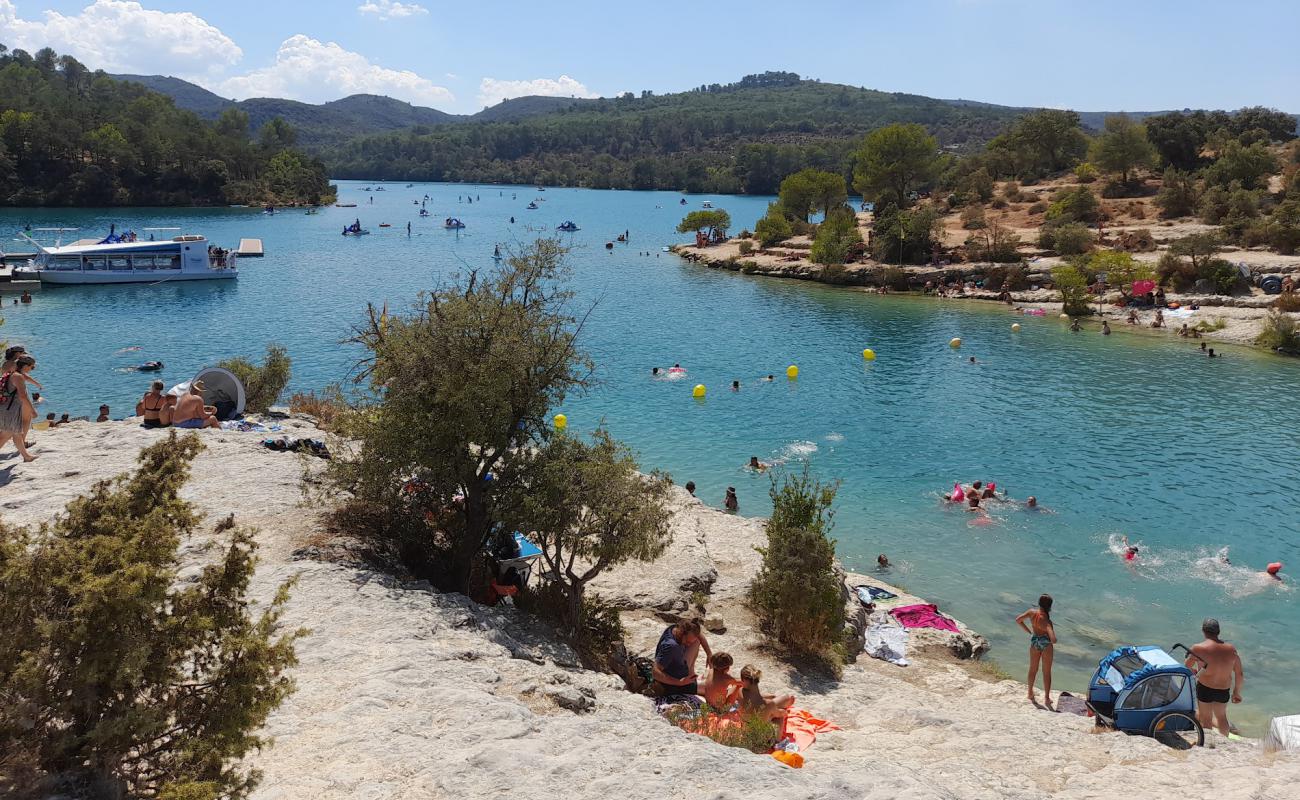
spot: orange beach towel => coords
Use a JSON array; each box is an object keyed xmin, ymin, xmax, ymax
[{"xmin": 781, "ymin": 709, "xmax": 840, "ymax": 752}]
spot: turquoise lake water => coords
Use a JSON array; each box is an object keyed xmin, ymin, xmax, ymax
[{"xmin": 4, "ymin": 181, "xmax": 1298, "ymax": 731}]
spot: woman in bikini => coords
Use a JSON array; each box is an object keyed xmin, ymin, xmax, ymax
[
  {"xmin": 0, "ymin": 355, "xmax": 39, "ymax": 462},
  {"xmin": 136, "ymin": 379, "xmax": 174, "ymax": 428},
  {"xmin": 1016, "ymin": 594, "xmax": 1057, "ymax": 709}
]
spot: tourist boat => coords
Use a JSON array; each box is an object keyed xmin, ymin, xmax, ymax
[
  {"xmin": 526, "ymin": 202, "xmax": 539, "ymax": 210},
  {"xmin": 701, "ymin": 201, "xmax": 714, "ymax": 209},
  {"xmin": 536, "ymin": 186, "xmax": 546, "ymax": 191},
  {"xmin": 556, "ymin": 221, "xmax": 580, "ymax": 232},
  {"xmin": 445, "ymin": 218, "xmax": 466, "ymax": 229},
  {"xmin": 16, "ymin": 232, "xmax": 237, "ymax": 285},
  {"xmin": 336, "ymin": 203, "xmax": 358, "ymax": 208}
]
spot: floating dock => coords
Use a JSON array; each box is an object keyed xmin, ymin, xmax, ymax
[{"xmin": 236, "ymin": 238, "xmax": 265, "ymax": 257}]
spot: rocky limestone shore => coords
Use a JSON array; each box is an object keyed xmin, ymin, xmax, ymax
[{"xmin": 4, "ymin": 421, "xmax": 1298, "ymax": 800}]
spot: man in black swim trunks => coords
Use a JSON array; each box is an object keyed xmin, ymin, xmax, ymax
[
  {"xmin": 652, "ymin": 619, "xmax": 710, "ymax": 696},
  {"xmin": 1186, "ymin": 618, "xmax": 1243, "ymax": 737}
]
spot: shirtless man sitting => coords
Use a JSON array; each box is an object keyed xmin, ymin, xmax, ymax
[
  {"xmin": 1186, "ymin": 618, "xmax": 1243, "ymax": 737},
  {"xmin": 172, "ymin": 381, "xmax": 219, "ymax": 429}
]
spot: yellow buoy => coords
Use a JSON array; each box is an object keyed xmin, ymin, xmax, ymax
[
  {"xmin": 786, "ymin": 364, "xmax": 799, "ymax": 379},
  {"xmin": 862, "ymin": 348, "xmax": 876, "ymax": 361},
  {"xmin": 949, "ymin": 337, "xmax": 962, "ymax": 348},
  {"xmin": 553, "ymin": 413, "xmax": 567, "ymax": 430},
  {"xmin": 692, "ymin": 384, "xmax": 707, "ymax": 398},
  {"xmin": 1011, "ymin": 323, "xmax": 1021, "ymax": 332}
]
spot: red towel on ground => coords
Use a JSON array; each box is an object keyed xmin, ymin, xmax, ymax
[
  {"xmin": 781, "ymin": 709, "xmax": 840, "ymax": 752},
  {"xmin": 889, "ymin": 603, "xmax": 959, "ymax": 633}
]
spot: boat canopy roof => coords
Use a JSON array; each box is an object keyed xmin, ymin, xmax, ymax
[{"xmin": 42, "ymin": 236, "xmax": 206, "ymax": 256}]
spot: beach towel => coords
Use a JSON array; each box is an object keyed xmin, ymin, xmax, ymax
[
  {"xmin": 863, "ymin": 622, "xmax": 909, "ymax": 666},
  {"xmin": 890, "ymin": 603, "xmax": 959, "ymax": 633},
  {"xmin": 1164, "ymin": 307, "xmax": 1196, "ymax": 319},
  {"xmin": 856, "ymin": 585, "xmax": 898, "ymax": 602},
  {"xmin": 781, "ymin": 709, "xmax": 840, "ymax": 752}
]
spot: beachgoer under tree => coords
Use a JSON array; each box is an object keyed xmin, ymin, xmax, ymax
[
  {"xmin": 1185, "ymin": 618, "xmax": 1243, "ymax": 737},
  {"xmin": 1016, "ymin": 594, "xmax": 1057, "ymax": 709}
]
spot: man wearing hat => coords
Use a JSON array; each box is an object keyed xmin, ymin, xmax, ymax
[{"xmin": 172, "ymin": 380, "xmax": 219, "ymax": 429}]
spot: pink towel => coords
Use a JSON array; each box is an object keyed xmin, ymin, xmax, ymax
[{"xmin": 890, "ymin": 603, "xmax": 959, "ymax": 633}]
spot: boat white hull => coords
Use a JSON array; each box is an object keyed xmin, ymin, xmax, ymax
[{"xmin": 32, "ymin": 270, "xmax": 236, "ymax": 285}]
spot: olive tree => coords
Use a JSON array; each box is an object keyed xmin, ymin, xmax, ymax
[
  {"xmin": 1090, "ymin": 114, "xmax": 1156, "ymax": 185},
  {"xmin": 677, "ymin": 209, "xmax": 732, "ymax": 240},
  {"xmin": 778, "ymin": 168, "xmax": 847, "ymax": 221},
  {"xmin": 515, "ymin": 428, "xmax": 672, "ymax": 635},
  {"xmin": 330, "ymin": 239, "xmax": 594, "ymax": 595}
]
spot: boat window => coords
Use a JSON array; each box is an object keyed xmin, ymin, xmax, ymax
[
  {"xmin": 133, "ymin": 255, "xmax": 157, "ymax": 269},
  {"xmin": 49, "ymin": 256, "xmax": 82, "ymax": 270},
  {"xmin": 83, "ymin": 256, "xmax": 107, "ymax": 271},
  {"xmin": 108, "ymin": 256, "xmax": 131, "ymax": 270},
  {"xmin": 162, "ymin": 254, "xmax": 180, "ymax": 269}
]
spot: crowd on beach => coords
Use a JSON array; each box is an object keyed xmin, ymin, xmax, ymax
[{"xmin": 1, "ymin": 342, "xmax": 226, "ymax": 463}]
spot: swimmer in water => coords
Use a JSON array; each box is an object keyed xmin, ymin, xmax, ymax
[
  {"xmin": 747, "ymin": 456, "xmax": 769, "ymax": 472},
  {"xmin": 877, "ymin": 554, "xmax": 890, "ymax": 570},
  {"xmin": 1026, "ymin": 496, "xmax": 1038, "ymax": 509},
  {"xmin": 981, "ymin": 483, "xmax": 997, "ymax": 500},
  {"xmin": 652, "ymin": 367, "xmax": 661, "ymax": 376},
  {"xmin": 969, "ymin": 356, "xmax": 977, "ymax": 364},
  {"xmin": 1102, "ymin": 321, "xmax": 1111, "ymax": 335},
  {"xmin": 1122, "ymin": 535, "xmax": 1139, "ymax": 562},
  {"xmin": 731, "ymin": 380, "xmax": 740, "ymax": 391},
  {"xmin": 763, "ymin": 374, "xmax": 774, "ymax": 382},
  {"xmin": 967, "ymin": 495, "xmax": 983, "ymax": 512},
  {"xmin": 1266, "ymin": 562, "xmax": 1283, "ymax": 581},
  {"xmin": 724, "ymin": 487, "xmax": 738, "ymax": 512},
  {"xmin": 1070, "ymin": 319, "xmax": 1081, "ymax": 332}
]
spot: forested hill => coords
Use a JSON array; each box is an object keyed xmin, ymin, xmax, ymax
[
  {"xmin": 114, "ymin": 74, "xmax": 460, "ymax": 147},
  {"xmin": 0, "ymin": 46, "xmax": 333, "ymax": 206},
  {"xmin": 323, "ymin": 74, "xmax": 1027, "ymax": 193}
]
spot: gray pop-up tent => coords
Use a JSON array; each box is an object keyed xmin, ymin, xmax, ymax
[{"xmin": 169, "ymin": 366, "xmax": 246, "ymax": 420}]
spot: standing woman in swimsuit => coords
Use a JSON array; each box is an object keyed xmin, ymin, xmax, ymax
[{"xmin": 1016, "ymin": 594, "xmax": 1057, "ymax": 709}]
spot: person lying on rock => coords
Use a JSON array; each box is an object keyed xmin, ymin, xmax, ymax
[{"xmin": 653, "ymin": 618, "xmax": 712, "ymax": 697}]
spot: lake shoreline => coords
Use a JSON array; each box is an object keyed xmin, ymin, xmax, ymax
[
  {"xmin": 4, "ymin": 420, "xmax": 1296, "ymax": 798},
  {"xmin": 670, "ymin": 241, "xmax": 1297, "ymax": 351}
]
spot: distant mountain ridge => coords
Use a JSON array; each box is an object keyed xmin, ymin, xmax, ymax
[{"xmin": 112, "ymin": 74, "xmax": 595, "ymax": 145}]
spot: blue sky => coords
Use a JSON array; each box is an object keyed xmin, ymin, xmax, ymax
[{"xmin": 2, "ymin": 0, "xmax": 1297, "ymax": 114}]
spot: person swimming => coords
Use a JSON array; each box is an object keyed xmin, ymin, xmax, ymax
[
  {"xmin": 762, "ymin": 374, "xmax": 774, "ymax": 382},
  {"xmin": 1102, "ymin": 321, "xmax": 1111, "ymax": 335},
  {"xmin": 1026, "ymin": 496, "xmax": 1038, "ymax": 509},
  {"xmin": 652, "ymin": 367, "xmax": 661, "ymax": 376},
  {"xmin": 1122, "ymin": 535, "xmax": 1139, "ymax": 562},
  {"xmin": 747, "ymin": 456, "xmax": 768, "ymax": 472},
  {"xmin": 731, "ymin": 380, "xmax": 740, "ymax": 391},
  {"xmin": 877, "ymin": 554, "xmax": 890, "ymax": 569},
  {"xmin": 1267, "ymin": 562, "xmax": 1284, "ymax": 580},
  {"xmin": 967, "ymin": 494, "xmax": 982, "ymax": 512}
]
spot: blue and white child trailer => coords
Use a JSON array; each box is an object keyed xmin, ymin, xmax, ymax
[{"xmin": 1087, "ymin": 644, "xmax": 1203, "ymax": 747}]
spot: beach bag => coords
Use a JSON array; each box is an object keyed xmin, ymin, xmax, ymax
[{"xmin": 0, "ymin": 372, "xmax": 15, "ymax": 409}]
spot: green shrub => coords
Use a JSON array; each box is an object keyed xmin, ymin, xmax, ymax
[
  {"xmin": 1039, "ymin": 221, "xmax": 1093, "ymax": 255},
  {"xmin": 218, "ymin": 343, "xmax": 291, "ymax": 413},
  {"xmin": 1256, "ymin": 309, "xmax": 1300, "ymax": 352},
  {"xmin": 986, "ymin": 263, "xmax": 1029, "ymax": 291},
  {"xmin": 1074, "ymin": 162, "xmax": 1099, "ymax": 183},
  {"xmin": 755, "ymin": 202, "xmax": 794, "ymax": 247},
  {"xmin": 810, "ymin": 206, "xmax": 863, "ymax": 265},
  {"xmin": 1002, "ymin": 180, "xmax": 1024, "ymax": 202},
  {"xmin": 1053, "ymin": 263, "xmax": 1092, "ymax": 315},
  {"xmin": 1274, "ymin": 292, "xmax": 1300, "ymax": 312},
  {"xmin": 749, "ymin": 466, "xmax": 846, "ymax": 673},
  {"xmin": 0, "ymin": 434, "xmax": 302, "ymax": 800},
  {"xmin": 1265, "ymin": 200, "xmax": 1300, "ymax": 254},
  {"xmin": 1156, "ymin": 251, "xmax": 1197, "ymax": 291},
  {"xmin": 664, "ymin": 705, "xmax": 777, "ymax": 754},
  {"xmin": 966, "ymin": 220, "xmax": 1022, "ymax": 262},
  {"xmin": 1045, "ymin": 185, "xmax": 1100, "ymax": 224},
  {"xmin": 960, "ymin": 205, "xmax": 987, "ymax": 229},
  {"xmin": 1155, "ymin": 168, "xmax": 1198, "ymax": 218},
  {"xmin": 737, "ymin": 240, "xmax": 754, "ymax": 255},
  {"xmin": 1202, "ymin": 258, "xmax": 1246, "ymax": 294},
  {"xmin": 1028, "ymin": 201, "xmax": 1048, "ymax": 214}
]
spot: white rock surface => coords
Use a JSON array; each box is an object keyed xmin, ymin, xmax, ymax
[{"xmin": 4, "ymin": 421, "xmax": 1299, "ymax": 799}]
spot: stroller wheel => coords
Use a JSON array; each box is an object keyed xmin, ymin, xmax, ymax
[{"xmin": 1151, "ymin": 710, "xmax": 1204, "ymax": 749}]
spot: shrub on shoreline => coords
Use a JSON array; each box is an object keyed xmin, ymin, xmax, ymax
[
  {"xmin": 0, "ymin": 434, "xmax": 302, "ymax": 800},
  {"xmin": 219, "ymin": 344, "xmax": 291, "ymax": 413},
  {"xmin": 1256, "ymin": 309, "xmax": 1300, "ymax": 352},
  {"xmin": 750, "ymin": 466, "xmax": 846, "ymax": 674}
]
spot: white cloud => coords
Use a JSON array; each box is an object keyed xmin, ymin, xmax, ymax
[
  {"xmin": 358, "ymin": 1, "xmax": 428, "ymax": 20},
  {"xmin": 478, "ymin": 75, "xmax": 597, "ymax": 109},
  {"xmin": 0, "ymin": 0, "xmax": 241, "ymax": 75},
  {"xmin": 219, "ymin": 35, "xmax": 453, "ymax": 107}
]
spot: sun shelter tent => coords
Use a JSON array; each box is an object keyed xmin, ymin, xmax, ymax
[
  {"xmin": 168, "ymin": 367, "xmax": 246, "ymax": 421},
  {"xmin": 498, "ymin": 532, "xmax": 543, "ymax": 585},
  {"xmin": 1265, "ymin": 715, "xmax": 1300, "ymax": 752}
]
